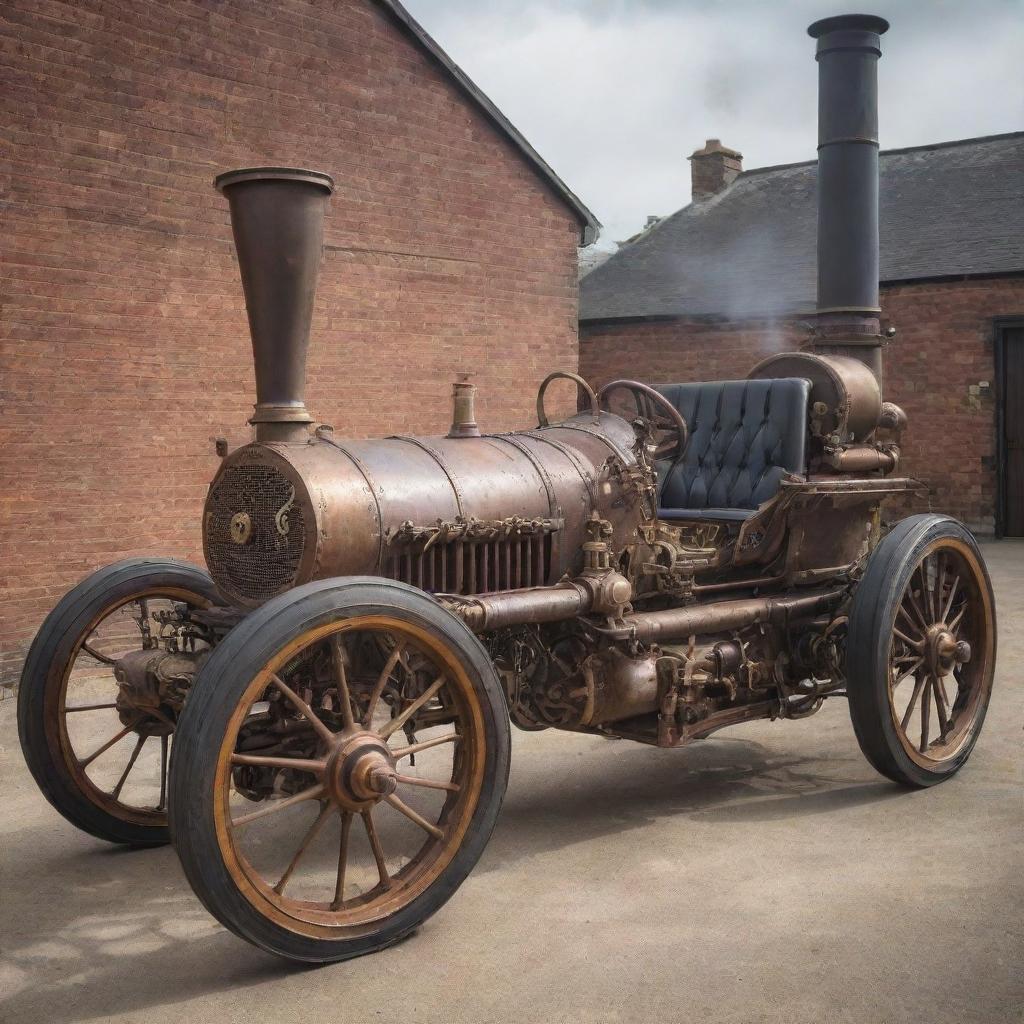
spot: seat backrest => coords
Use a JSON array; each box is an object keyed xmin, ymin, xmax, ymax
[{"xmin": 656, "ymin": 377, "xmax": 810, "ymax": 511}]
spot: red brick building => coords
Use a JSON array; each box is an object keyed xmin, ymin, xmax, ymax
[
  {"xmin": 580, "ymin": 134, "xmax": 1024, "ymax": 538},
  {"xmin": 0, "ymin": 0, "xmax": 598, "ymax": 690}
]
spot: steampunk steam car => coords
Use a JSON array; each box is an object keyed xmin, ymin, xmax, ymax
[{"xmin": 19, "ymin": 14, "xmax": 996, "ymax": 963}]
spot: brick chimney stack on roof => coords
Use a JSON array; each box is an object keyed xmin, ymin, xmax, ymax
[{"xmin": 688, "ymin": 139, "xmax": 743, "ymax": 200}]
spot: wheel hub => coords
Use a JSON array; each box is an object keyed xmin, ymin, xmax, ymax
[
  {"xmin": 925, "ymin": 625, "xmax": 971, "ymax": 676},
  {"xmin": 325, "ymin": 732, "xmax": 398, "ymax": 810}
]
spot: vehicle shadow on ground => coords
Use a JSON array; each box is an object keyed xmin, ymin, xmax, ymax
[
  {"xmin": 0, "ymin": 735, "xmax": 903, "ymax": 1024},
  {"xmin": 479, "ymin": 733, "xmax": 900, "ymax": 872}
]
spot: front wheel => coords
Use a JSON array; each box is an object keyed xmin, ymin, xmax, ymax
[
  {"xmin": 169, "ymin": 577, "xmax": 511, "ymax": 963},
  {"xmin": 846, "ymin": 515, "xmax": 996, "ymax": 787}
]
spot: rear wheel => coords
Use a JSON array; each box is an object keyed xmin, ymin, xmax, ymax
[
  {"xmin": 17, "ymin": 558, "xmax": 220, "ymax": 845},
  {"xmin": 169, "ymin": 577, "xmax": 510, "ymax": 963},
  {"xmin": 847, "ymin": 515, "xmax": 996, "ymax": 787}
]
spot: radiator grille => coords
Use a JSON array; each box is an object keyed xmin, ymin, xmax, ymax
[
  {"xmin": 205, "ymin": 462, "xmax": 306, "ymax": 605},
  {"xmin": 385, "ymin": 534, "xmax": 552, "ymax": 595}
]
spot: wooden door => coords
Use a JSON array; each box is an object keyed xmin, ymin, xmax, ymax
[{"xmin": 1004, "ymin": 327, "xmax": 1024, "ymax": 536}]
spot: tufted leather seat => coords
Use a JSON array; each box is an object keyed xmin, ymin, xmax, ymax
[{"xmin": 655, "ymin": 377, "xmax": 810, "ymax": 522}]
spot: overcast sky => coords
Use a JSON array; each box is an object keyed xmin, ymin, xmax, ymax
[{"xmin": 402, "ymin": 0, "xmax": 1024, "ymax": 247}]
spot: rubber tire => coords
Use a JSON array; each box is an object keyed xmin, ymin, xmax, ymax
[
  {"xmin": 17, "ymin": 558, "xmax": 222, "ymax": 846},
  {"xmin": 169, "ymin": 576, "xmax": 511, "ymax": 964},
  {"xmin": 846, "ymin": 514, "xmax": 996, "ymax": 788}
]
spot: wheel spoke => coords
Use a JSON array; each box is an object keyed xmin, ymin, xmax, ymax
[
  {"xmin": 392, "ymin": 732, "xmax": 461, "ymax": 760},
  {"xmin": 893, "ymin": 652, "xmax": 921, "ymax": 667},
  {"xmin": 896, "ymin": 603, "xmax": 923, "ymax": 634},
  {"xmin": 919, "ymin": 560, "xmax": 936, "ymax": 623},
  {"xmin": 893, "ymin": 628, "xmax": 923, "ymax": 650},
  {"xmin": 330, "ymin": 636, "xmax": 356, "ymax": 730},
  {"xmin": 905, "ymin": 582, "xmax": 929, "ymax": 631},
  {"xmin": 931, "ymin": 553, "xmax": 946, "ymax": 624},
  {"xmin": 379, "ymin": 674, "xmax": 447, "ymax": 739},
  {"xmin": 920, "ymin": 678, "xmax": 932, "ymax": 753},
  {"xmin": 81, "ymin": 640, "xmax": 116, "ymax": 666},
  {"xmin": 953, "ymin": 664, "xmax": 966, "ymax": 689},
  {"xmin": 332, "ymin": 811, "xmax": 353, "ymax": 910},
  {"xmin": 270, "ymin": 674, "xmax": 336, "ymax": 747},
  {"xmin": 158, "ymin": 734, "xmax": 169, "ymax": 810},
  {"xmin": 110, "ymin": 734, "xmax": 147, "ymax": 800},
  {"xmin": 136, "ymin": 598, "xmax": 152, "ymax": 646},
  {"xmin": 362, "ymin": 642, "xmax": 407, "ymax": 727},
  {"xmin": 394, "ymin": 773, "xmax": 460, "ymax": 793},
  {"xmin": 932, "ymin": 675, "xmax": 952, "ymax": 737},
  {"xmin": 230, "ymin": 753, "xmax": 326, "ymax": 776},
  {"xmin": 948, "ymin": 604, "xmax": 967, "ymax": 635},
  {"xmin": 362, "ymin": 809, "xmax": 391, "ymax": 889},
  {"xmin": 232, "ymin": 783, "xmax": 326, "ymax": 828},
  {"xmin": 65, "ymin": 701, "xmax": 118, "ymax": 713},
  {"xmin": 891, "ymin": 656, "xmax": 923, "ymax": 687},
  {"xmin": 900, "ymin": 675, "xmax": 926, "ymax": 732},
  {"xmin": 385, "ymin": 793, "xmax": 445, "ymax": 840},
  {"xmin": 940, "ymin": 574, "xmax": 961, "ymax": 625},
  {"xmin": 274, "ymin": 801, "xmax": 334, "ymax": 895},
  {"xmin": 78, "ymin": 718, "xmax": 138, "ymax": 768}
]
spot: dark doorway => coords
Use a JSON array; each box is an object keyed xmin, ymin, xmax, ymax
[{"xmin": 998, "ymin": 320, "xmax": 1024, "ymax": 536}]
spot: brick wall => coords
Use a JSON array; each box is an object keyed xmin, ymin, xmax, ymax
[
  {"xmin": 580, "ymin": 276, "xmax": 1024, "ymax": 534},
  {"xmin": 0, "ymin": 0, "xmax": 584, "ymax": 689}
]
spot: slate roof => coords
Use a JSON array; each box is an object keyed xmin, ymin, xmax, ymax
[
  {"xmin": 375, "ymin": 0, "xmax": 600, "ymax": 244},
  {"xmin": 580, "ymin": 132, "xmax": 1024, "ymax": 322}
]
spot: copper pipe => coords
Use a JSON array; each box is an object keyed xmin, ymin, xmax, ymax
[
  {"xmin": 615, "ymin": 587, "xmax": 846, "ymax": 643},
  {"xmin": 449, "ymin": 579, "xmax": 845, "ymax": 641},
  {"xmin": 452, "ymin": 583, "xmax": 589, "ymax": 632}
]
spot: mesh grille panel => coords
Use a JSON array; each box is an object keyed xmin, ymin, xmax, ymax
[{"xmin": 205, "ymin": 461, "xmax": 306, "ymax": 604}]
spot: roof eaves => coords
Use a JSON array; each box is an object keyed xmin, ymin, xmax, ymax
[{"xmin": 372, "ymin": 0, "xmax": 601, "ymax": 244}]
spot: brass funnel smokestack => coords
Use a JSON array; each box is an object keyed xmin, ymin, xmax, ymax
[{"xmin": 215, "ymin": 167, "xmax": 334, "ymax": 441}]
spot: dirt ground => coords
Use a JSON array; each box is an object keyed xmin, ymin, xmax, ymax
[{"xmin": 1, "ymin": 541, "xmax": 1021, "ymax": 1024}]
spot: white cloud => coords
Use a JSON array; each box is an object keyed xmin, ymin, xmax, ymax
[{"xmin": 402, "ymin": 0, "xmax": 1024, "ymax": 244}]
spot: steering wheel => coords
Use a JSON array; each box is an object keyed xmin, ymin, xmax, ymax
[{"xmin": 597, "ymin": 380, "xmax": 689, "ymax": 462}]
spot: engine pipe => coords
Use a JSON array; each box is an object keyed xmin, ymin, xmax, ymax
[
  {"xmin": 617, "ymin": 588, "xmax": 846, "ymax": 643},
  {"xmin": 450, "ymin": 583, "xmax": 591, "ymax": 632},
  {"xmin": 450, "ymin": 579, "xmax": 846, "ymax": 642}
]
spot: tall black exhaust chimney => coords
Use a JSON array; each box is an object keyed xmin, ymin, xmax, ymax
[
  {"xmin": 807, "ymin": 14, "xmax": 889, "ymax": 381},
  {"xmin": 215, "ymin": 167, "xmax": 334, "ymax": 442}
]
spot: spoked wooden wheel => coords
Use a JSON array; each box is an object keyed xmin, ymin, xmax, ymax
[
  {"xmin": 17, "ymin": 559, "xmax": 220, "ymax": 845},
  {"xmin": 169, "ymin": 577, "xmax": 510, "ymax": 963},
  {"xmin": 847, "ymin": 515, "xmax": 996, "ymax": 787}
]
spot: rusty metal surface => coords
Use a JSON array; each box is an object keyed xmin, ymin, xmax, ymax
[
  {"xmin": 748, "ymin": 351, "xmax": 881, "ymax": 443},
  {"xmin": 203, "ymin": 408, "xmax": 647, "ymax": 606},
  {"xmin": 196, "ymin": 25, "xmax": 939, "ymax": 766}
]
